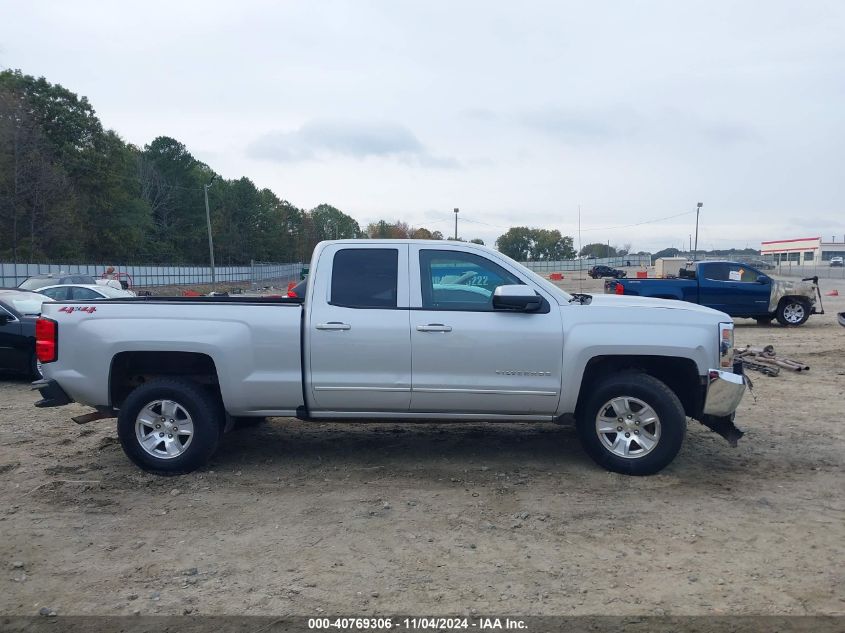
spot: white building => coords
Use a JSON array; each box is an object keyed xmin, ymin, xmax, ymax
[{"xmin": 760, "ymin": 236, "xmax": 845, "ymax": 264}]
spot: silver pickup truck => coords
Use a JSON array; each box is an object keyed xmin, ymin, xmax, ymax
[{"xmin": 33, "ymin": 240, "xmax": 747, "ymax": 476}]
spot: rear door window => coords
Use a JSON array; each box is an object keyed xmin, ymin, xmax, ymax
[
  {"xmin": 41, "ymin": 287, "xmax": 70, "ymax": 301},
  {"xmin": 71, "ymin": 287, "xmax": 104, "ymax": 300},
  {"xmin": 330, "ymin": 249, "xmax": 398, "ymax": 308}
]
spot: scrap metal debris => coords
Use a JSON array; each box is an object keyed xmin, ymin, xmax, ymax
[{"xmin": 734, "ymin": 344, "xmax": 810, "ymax": 377}]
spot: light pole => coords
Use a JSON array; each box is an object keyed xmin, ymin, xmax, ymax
[
  {"xmin": 453, "ymin": 208, "xmax": 459, "ymax": 240},
  {"xmin": 693, "ymin": 202, "xmax": 703, "ymax": 261},
  {"xmin": 204, "ymin": 175, "xmax": 217, "ymax": 284}
]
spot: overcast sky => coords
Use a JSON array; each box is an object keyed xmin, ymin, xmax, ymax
[{"xmin": 2, "ymin": 1, "xmax": 844, "ymax": 252}]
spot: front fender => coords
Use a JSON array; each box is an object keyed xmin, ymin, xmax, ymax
[{"xmin": 558, "ymin": 317, "xmax": 713, "ymax": 414}]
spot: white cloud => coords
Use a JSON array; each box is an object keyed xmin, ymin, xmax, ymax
[{"xmin": 247, "ymin": 119, "xmax": 457, "ymax": 167}]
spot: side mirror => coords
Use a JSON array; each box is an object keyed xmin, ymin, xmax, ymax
[
  {"xmin": 757, "ymin": 275, "xmax": 770, "ymax": 284},
  {"xmin": 0, "ymin": 313, "xmax": 11, "ymax": 325},
  {"xmin": 492, "ymin": 285, "xmax": 542, "ymax": 312}
]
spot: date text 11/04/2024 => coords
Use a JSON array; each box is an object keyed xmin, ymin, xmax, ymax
[{"xmin": 307, "ymin": 617, "xmax": 527, "ymax": 630}]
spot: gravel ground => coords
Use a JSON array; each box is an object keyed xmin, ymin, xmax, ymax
[{"xmin": 1, "ymin": 276, "xmax": 843, "ymax": 617}]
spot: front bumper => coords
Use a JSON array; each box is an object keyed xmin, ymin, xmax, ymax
[
  {"xmin": 698, "ymin": 367, "xmax": 747, "ymax": 446},
  {"xmin": 703, "ymin": 368, "xmax": 746, "ymax": 417}
]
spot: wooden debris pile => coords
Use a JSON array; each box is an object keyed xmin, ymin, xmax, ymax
[{"xmin": 734, "ymin": 345, "xmax": 810, "ymax": 377}]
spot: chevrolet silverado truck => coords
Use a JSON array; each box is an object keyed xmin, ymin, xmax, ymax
[
  {"xmin": 606, "ymin": 260, "xmax": 823, "ymax": 326},
  {"xmin": 32, "ymin": 240, "xmax": 747, "ymax": 476}
]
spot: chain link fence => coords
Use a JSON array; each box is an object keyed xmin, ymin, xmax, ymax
[
  {"xmin": 769, "ymin": 262, "xmax": 845, "ymax": 280},
  {"xmin": 1, "ymin": 261, "xmax": 303, "ymax": 289}
]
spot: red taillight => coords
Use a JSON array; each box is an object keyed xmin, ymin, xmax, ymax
[
  {"xmin": 615, "ymin": 282, "xmax": 624, "ymax": 295},
  {"xmin": 36, "ymin": 317, "xmax": 58, "ymax": 363}
]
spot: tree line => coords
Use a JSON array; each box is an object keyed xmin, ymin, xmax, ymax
[{"xmin": 0, "ymin": 70, "xmax": 494, "ymax": 266}]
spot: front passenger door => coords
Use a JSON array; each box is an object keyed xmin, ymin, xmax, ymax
[{"xmin": 409, "ymin": 247, "xmax": 563, "ymax": 416}]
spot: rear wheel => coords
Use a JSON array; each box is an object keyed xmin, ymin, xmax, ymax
[
  {"xmin": 576, "ymin": 372, "xmax": 686, "ymax": 475},
  {"xmin": 776, "ymin": 298, "xmax": 810, "ymax": 326},
  {"xmin": 117, "ymin": 379, "xmax": 222, "ymax": 475}
]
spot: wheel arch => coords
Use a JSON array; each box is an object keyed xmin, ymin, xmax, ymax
[
  {"xmin": 574, "ymin": 355, "xmax": 703, "ymax": 420},
  {"xmin": 109, "ymin": 351, "xmax": 221, "ymax": 409},
  {"xmin": 777, "ymin": 294, "xmax": 811, "ymax": 308}
]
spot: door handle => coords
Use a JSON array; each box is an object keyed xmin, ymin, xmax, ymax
[
  {"xmin": 316, "ymin": 322, "xmax": 352, "ymax": 330},
  {"xmin": 416, "ymin": 324, "xmax": 452, "ymax": 332}
]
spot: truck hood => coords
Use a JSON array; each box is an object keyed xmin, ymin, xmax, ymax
[{"xmin": 583, "ymin": 293, "xmax": 728, "ymax": 317}]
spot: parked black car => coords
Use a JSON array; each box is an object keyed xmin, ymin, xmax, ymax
[
  {"xmin": 588, "ymin": 265, "xmax": 627, "ymax": 279},
  {"xmin": 18, "ymin": 273, "xmax": 97, "ymax": 291},
  {"xmin": 0, "ymin": 289, "xmax": 53, "ymax": 378}
]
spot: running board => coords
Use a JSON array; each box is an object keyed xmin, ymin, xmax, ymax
[{"xmin": 72, "ymin": 408, "xmax": 117, "ymax": 425}]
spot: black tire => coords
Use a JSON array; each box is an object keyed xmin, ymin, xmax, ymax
[
  {"xmin": 755, "ymin": 316, "xmax": 773, "ymax": 325},
  {"xmin": 576, "ymin": 372, "xmax": 686, "ymax": 476},
  {"xmin": 117, "ymin": 378, "xmax": 223, "ymax": 475},
  {"xmin": 775, "ymin": 297, "xmax": 810, "ymax": 327}
]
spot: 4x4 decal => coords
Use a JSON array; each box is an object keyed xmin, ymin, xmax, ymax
[{"xmin": 58, "ymin": 306, "xmax": 97, "ymax": 314}]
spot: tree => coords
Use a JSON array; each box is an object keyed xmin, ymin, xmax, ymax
[
  {"xmin": 496, "ymin": 227, "xmax": 575, "ymax": 260},
  {"xmin": 580, "ymin": 242, "xmax": 618, "ymax": 258},
  {"xmin": 651, "ymin": 247, "xmax": 681, "ymax": 263},
  {"xmin": 309, "ymin": 204, "xmax": 361, "ymax": 241}
]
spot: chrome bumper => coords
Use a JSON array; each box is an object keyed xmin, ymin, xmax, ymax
[{"xmin": 703, "ymin": 369, "xmax": 746, "ymax": 417}]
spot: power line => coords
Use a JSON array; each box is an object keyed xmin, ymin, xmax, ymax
[{"xmin": 578, "ymin": 209, "xmax": 697, "ymax": 232}]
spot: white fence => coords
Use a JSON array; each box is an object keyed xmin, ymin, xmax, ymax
[
  {"xmin": 519, "ymin": 254, "xmax": 652, "ymax": 274},
  {"xmin": 1, "ymin": 261, "xmax": 303, "ymax": 288}
]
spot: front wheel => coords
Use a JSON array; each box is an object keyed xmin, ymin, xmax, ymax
[
  {"xmin": 776, "ymin": 298, "xmax": 810, "ymax": 326},
  {"xmin": 576, "ymin": 372, "xmax": 686, "ymax": 475},
  {"xmin": 117, "ymin": 379, "xmax": 223, "ymax": 475}
]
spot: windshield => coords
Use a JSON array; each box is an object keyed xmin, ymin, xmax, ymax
[{"xmin": 18, "ymin": 277, "xmax": 53, "ymax": 291}]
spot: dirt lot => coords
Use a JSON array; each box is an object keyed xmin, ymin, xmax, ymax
[{"xmin": 1, "ymin": 275, "xmax": 843, "ymax": 617}]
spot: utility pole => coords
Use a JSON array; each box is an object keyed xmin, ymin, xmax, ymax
[
  {"xmin": 689, "ymin": 234, "xmax": 692, "ymax": 254},
  {"xmin": 453, "ymin": 208, "xmax": 459, "ymax": 240},
  {"xmin": 204, "ymin": 175, "xmax": 217, "ymax": 284},
  {"xmin": 693, "ymin": 202, "xmax": 703, "ymax": 261}
]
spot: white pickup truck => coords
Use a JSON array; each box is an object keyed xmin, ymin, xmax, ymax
[{"xmin": 33, "ymin": 240, "xmax": 747, "ymax": 476}]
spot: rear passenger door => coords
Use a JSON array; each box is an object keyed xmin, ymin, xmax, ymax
[{"xmin": 307, "ymin": 244, "xmax": 411, "ymax": 413}]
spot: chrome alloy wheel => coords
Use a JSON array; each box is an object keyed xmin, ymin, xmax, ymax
[
  {"xmin": 782, "ymin": 302, "xmax": 806, "ymax": 324},
  {"xmin": 595, "ymin": 396, "xmax": 661, "ymax": 459},
  {"xmin": 134, "ymin": 399, "xmax": 194, "ymax": 459}
]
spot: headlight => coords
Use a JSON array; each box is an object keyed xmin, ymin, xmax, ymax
[{"xmin": 719, "ymin": 322, "xmax": 734, "ymax": 368}]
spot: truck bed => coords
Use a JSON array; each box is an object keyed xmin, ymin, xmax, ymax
[{"xmin": 40, "ymin": 299, "xmax": 305, "ymax": 416}]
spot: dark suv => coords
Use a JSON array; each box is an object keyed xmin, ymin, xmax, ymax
[{"xmin": 588, "ymin": 265, "xmax": 626, "ymax": 279}]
